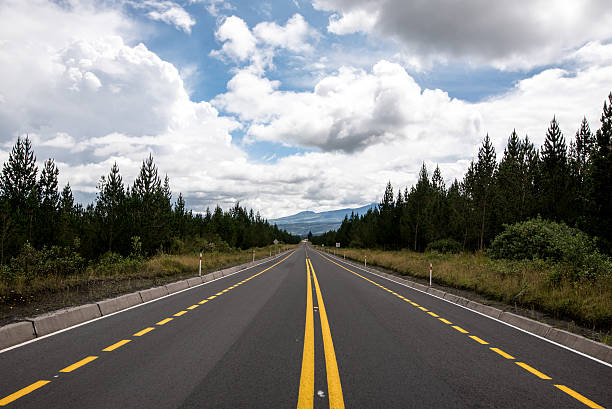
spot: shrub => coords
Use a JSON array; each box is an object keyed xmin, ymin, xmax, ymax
[
  {"xmin": 426, "ymin": 238, "xmax": 462, "ymax": 254},
  {"xmin": 489, "ymin": 217, "xmax": 612, "ymax": 280}
]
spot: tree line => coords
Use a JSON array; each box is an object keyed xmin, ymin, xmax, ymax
[
  {"xmin": 0, "ymin": 141, "xmax": 299, "ymax": 264},
  {"xmin": 312, "ymin": 92, "xmax": 612, "ymax": 254}
]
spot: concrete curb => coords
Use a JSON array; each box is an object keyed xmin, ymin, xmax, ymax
[
  {"xmin": 139, "ymin": 286, "xmax": 169, "ymax": 302},
  {"xmin": 0, "ymin": 250, "xmax": 293, "ymax": 351},
  {"xmin": 98, "ymin": 293, "xmax": 143, "ymax": 316},
  {"xmin": 319, "ymin": 250, "xmax": 612, "ymax": 365},
  {"xmin": 29, "ymin": 303, "xmax": 102, "ymax": 337},
  {"xmin": 165, "ymin": 280, "xmax": 189, "ymax": 294},
  {"xmin": 0, "ymin": 321, "xmax": 36, "ymax": 350}
]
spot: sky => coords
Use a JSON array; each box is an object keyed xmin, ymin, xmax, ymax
[{"xmin": 1, "ymin": 0, "xmax": 611, "ymax": 219}]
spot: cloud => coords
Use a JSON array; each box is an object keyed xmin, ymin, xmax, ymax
[
  {"xmin": 210, "ymin": 14, "xmax": 318, "ymax": 72},
  {"xmin": 210, "ymin": 15, "xmax": 258, "ymax": 62},
  {"xmin": 214, "ymin": 60, "xmax": 483, "ymax": 153},
  {"xmin": 190, "ymin": 0, "xmax": 234, "ymax": 17},
  {"xmin": 130, "ymin": 0, "xmax": 196, "ymax": 33},
  {"xmin": 313, "ymin": 0, "xmax": 612, "ymax": 70}
]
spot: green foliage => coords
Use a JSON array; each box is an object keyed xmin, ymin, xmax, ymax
[
  {"xmin": 5, "ymin": 241, "xmax": 85, "ymax": 280},
  {"xmin": 489, "ymin": 217, "xmax": 611, "ymax": 281},
  {"xmin": 426, "ymin": 238, "xmax": 462, "ymax": 254}
]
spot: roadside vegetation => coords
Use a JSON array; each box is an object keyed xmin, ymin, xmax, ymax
[{"xmin": 0, "ymin": 242, "xmax": 296, "ymax": 325}]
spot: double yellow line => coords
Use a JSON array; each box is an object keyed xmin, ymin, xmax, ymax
[{"xmin": 297, "ymin": 258, "xmax": 344, "ymax": 409}]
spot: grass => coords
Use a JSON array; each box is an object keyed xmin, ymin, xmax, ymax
[
  {"xmin": 0, "ymin": 244, "xmax": 296, "ymax": 325},
  {"xmin": 325, "ymin": 247, "xmax": 612, "ymax": 344}
]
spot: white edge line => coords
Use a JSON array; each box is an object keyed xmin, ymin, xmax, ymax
[
  {"xmin": 313, "ymin": 248, "xmax": 612, "ymax": 369},
  {"xmin": 0, "ymin": 251, "xmax": 295, "ymax": 354}
]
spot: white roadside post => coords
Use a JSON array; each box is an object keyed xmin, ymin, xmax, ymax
[
  {"xmin": 429, "ymin": 263, "xmax": 433, "ymax": 286},
  {"xmin": 199, "ymin": 252, "xmax": 202, "ymax": 277},
  {"xmin": 365, "ymin": 255, "xmax": 367, "ymax": 267},
  {"xmin": 252, "ymin": 249, "xmax": 255, "ymax": 263}
]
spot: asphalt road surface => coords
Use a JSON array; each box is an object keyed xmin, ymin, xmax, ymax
[{"xmin": 1, "ymin": 244, "xmax": 610, "ymax": 408}]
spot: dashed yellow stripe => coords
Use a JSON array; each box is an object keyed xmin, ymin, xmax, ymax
[
  {"xmin": 156, "ymin": 318, "xmax": 173, "ymax": 325},
  {"xmin": 59, "ymin": 356, "xmax": 98, "ymax": 373},
  {"xmin": 490, "ymin": 347, "xmax": 515, "ymax": 359},
  {"xmin": 0, "ymin": 380, "xmax": 50, "ymax": 406},
  {"xmin": 174, "ymin": 311, "xmax": 188, "ymax": 316},
  {"xmin": 515, "ymin": 362, "xmax": 551, "ymax": 380},
  {"xmin": 554, "ymin": 385, "xmax": 604, "ymax": 409},
  {"xmin": 103, "ymin": 339, "xmax": 131, "ymax": 351}
]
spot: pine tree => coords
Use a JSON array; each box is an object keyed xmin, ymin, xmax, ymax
[
  {"xmin": 0, "ymin": 136, "xmax": 38, "ymax": 208},
  {"xmin": 38, "ymin": 159, "xmax": 60, "ymax": 246},
  {"xmin": 569, "ymin": 117, "xmax": 594, "ymax": 227},
  {"xmin": 540, "ymin": 116, "xmax": 569, "ymax": 221},
  {"xmin": 589, "ymin": 92, "xmax": 612, "ymax": 248},
  {"xmin": 473, "ymin": 134, "xmax": 497, "ymax": 250},
  {"xmin": 496, "ymin": 130, "xmax": 523, "ymax": 226},
  {"xmin": 97, "ymin": 162, "xmax": 125, "ymax": 252}
]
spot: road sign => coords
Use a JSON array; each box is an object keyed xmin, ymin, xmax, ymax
[
  {"xmin": 273, "ymin": 239, "xmax": 279, "ymax": 244},
  {"xmin": 336, "ymin": 243, "xmax": 340, "ymax": 248}
]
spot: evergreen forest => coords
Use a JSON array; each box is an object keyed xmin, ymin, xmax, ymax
[{"xmin": 312, "ymin": 92, "xmax": 612, "ymax": 256}]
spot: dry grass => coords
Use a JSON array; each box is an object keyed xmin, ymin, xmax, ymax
[
  {"xmin": 326, "ymin": 247, "xmax": 612, "ymax": 338},
  {"xmin": 0, "ymin": 244, "xmax": 297, "ymax": 324}
]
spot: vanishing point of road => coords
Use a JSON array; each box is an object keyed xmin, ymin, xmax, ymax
[{"xmin": 1, "ymin": 244, "xmax": 610, "ymax": 408}]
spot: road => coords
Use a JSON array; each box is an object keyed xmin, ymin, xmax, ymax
[{"xmin": 1, "ymin": 244, "xmax": 610, "ymax": 408}]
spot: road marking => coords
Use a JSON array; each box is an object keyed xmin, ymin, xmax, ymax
[
  {"xmin": 297, "ymin": 259, "xmax": 315, "ymax": 409},
  {"xmin": 427, "ymin": 312, "xmax": 440, "ymax": 317},
  {"xmin": 174, "ymin": 311, "xmax": 188, "ymax": 316},
  {"xmin": 438, "ymin": 318, "xmax": 453, "ymax": 324},
  {"xmin": 103, "ymin": 339, "xmax": 131, "ymax": 351},
  {"xmin": 452, "ymin": 325, "xmax": 469, "ymax": 334},
  {"xmin": 187, "ymin": 305, "xmax": 199, "ymax": 310},
  {"xmin": 198, "ymin": 300, "xmax": 208, "ymax": 304},
  {"xmin": 309, "ymin": 259, "xmax": 345, "ymax": 409},
  {"xmin": 490, "ymin": 347, "xmax": 515, "ymax": 359},
  {"xmin": 418, "ymin": 306, "xmax": 429, "ymax": 311},
  {"xmin": 215, "ymin": 292, "xmax": 223, "ymax": 296},
  {"xmin": 207, "ymin": 295, "xmax": 216, "ymax": 300},
  {"xmin": 156, "ymin": 318, "xmax": 173, "ymax": 325},
  {"xmin": 515, "ymin": 362, "xmax": 551, "ymax": 379},
  {"xmin": 554, "ymin": 385, "xmax": 604, "ymax": 408},
  {"xmin": 0, "ymin": 380, "xmax": 51, "ymax": 406},
  {"xmin": 469, "ymin": 335, "xmax": 489, "ymax": 345},
  {"xmin": 59, "ymin": 356, "xmax": 98, "ymax": 373},
  {"xmin": 134, "ymin": 327, "xmax": 155, "ymax": 337},
  {"xmin": 410, "ymin": 302, "xmax": 420, "ymax": 306}
]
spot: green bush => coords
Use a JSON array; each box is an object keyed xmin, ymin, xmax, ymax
[
  {"xmin": 426, "ymin": 238, "xmax": 462, "ymax": 254},
  {"xmin": 5, "ymin": 242, "xmax": 86, "ymax": 279},
  {"xmin": 489, "ymin": 217, "xmax": 612, "ymax": 280}
]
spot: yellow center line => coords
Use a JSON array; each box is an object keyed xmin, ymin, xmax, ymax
[
  {"xmin": 515, "ymin": 362, "xmax": 551, "ymax": 380},
  {"xmin": 427, "ymin": 312, "xmax": 440, "ymax": 317},
  {"xmin": 0, "ymin": 380, "xmax": 51, "ymax": 406},
  {"xmin": 438, "ymin": 318, "xmax": 453, "ymax": 324},
  {"xmin": 554, "ymin": 385, "xmax": 604, "ymax": 409},
  {"xmin": 452, "ymin": 325, "xmax": 469, "ymax": 334},
  {"xmin": 187, "ymin": 305, "xmax": 199, "ymax": 310},
  {"xmin": 103, "ymin": 339, "xmax": 131, "ymax": 351},
  {"xmin": 215, "ymin": 292, "xmax": 223, "ymax": 296},
  {"xmin": 174, "ymin": 310, "xmax": 188, "ymax": 316},
  {"xmin": 469, "ymin": 335, "xmax": 489, "ymax": 345},
  {"xmin": 410, "ymin": 302, "xmax": 420, "ymax": 306},
  {"xmin": 309, "ymin": 258, "xmax": 345, "ymax": 409},
  {"xmin": 490, "ymin": 347, "xmax": 515, "ymax": 359},
  {"xmin": 156, "ymin": 318, "xmax": 174, "ymax": 325},
  {"xmin": 207, "ymin": 295, "xmax": 217, "ymax": 300},
  {"xmin": 418, "ymin": 306, "xmax": 429, "ymax": 311},
  {"xmin": 59, "ymin": 356, "xmax": 98, "ymax": 373},
  {"xmin": 297, "ymin": 259, "xmax": 315, "ymax": 409},
  {"xmin": 133, "ymin": 327, "xmax": 155, "ymax": 337},
  {"xmin": 198, "ymin": 300, "xmax": 209, "ymax": 304}
]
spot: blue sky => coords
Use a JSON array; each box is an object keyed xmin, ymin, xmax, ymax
[{"xmin": 1, "ymin": 0, "xmax": 611, "ymax": 217}]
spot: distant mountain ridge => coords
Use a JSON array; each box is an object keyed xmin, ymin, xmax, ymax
[{"xmin": 270, "ymin": 203, "xmax": 377, "ymax": 237}]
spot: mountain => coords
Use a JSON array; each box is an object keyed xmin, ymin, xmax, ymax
[{"xmin": 270, "ymin": 203, "xmax": 377, "ymax": 237}]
